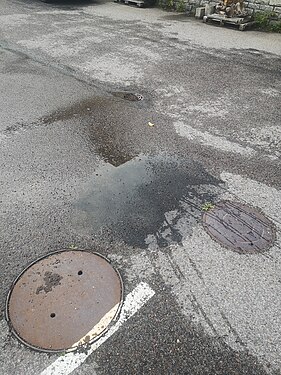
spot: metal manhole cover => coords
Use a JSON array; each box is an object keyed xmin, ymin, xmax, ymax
[
  {"xmin": 202, "ymin": 201, "xmax": 276, "ymax": 254},
  {"xmin": 6, "ymin": 250, "xmax": 123, "ymax": 352}
]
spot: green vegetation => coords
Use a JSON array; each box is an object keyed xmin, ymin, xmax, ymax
[
  {"xmin": 158, "ymin": 0, "xmax": 186, "ymax": 12},
  {"xmin": 254, "ymin": 11, "xmax": 281, "ymax": 33},
  {"xmin": 176, "ymin": 0, "xmax": 186, "ymax": 12},
  {"xmin": 166, "ymin": 0, "xmax": 175, "ymax": 9},
  {"xmin": 158, "ymin": 0, "xmax": 174, "ymax": 9},
  {"xmin": 69, "ymin": 244, "xmax": 78, "ymax": 249},
  {"xmin": 202, "ymin": 202, "xmax": 215, "ymax": 212}
]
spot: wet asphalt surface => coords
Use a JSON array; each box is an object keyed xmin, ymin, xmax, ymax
[{"xmin": 0, "ymin": 0, "xmax": 281, "ymax": 374}]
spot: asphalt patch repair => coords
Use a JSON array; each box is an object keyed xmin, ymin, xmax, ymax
[{"xmin": 6, "ymin": 250, "xmax": 123, "ymax": 352}]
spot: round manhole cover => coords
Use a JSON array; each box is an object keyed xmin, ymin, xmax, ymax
[
  {"xmin": 6, "ymin": 250, "xmax": 123, "ymax": 352},
  {"xmin": 202, "ymin": 201, "xmax": 276, "ymax": 253}
]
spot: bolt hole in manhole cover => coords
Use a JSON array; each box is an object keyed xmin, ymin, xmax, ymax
[
  {"xmin": 6, "ymin": 250, "xmax": 123, "ymax": 352},
  {"xmin": 112, "ymin": 91, "xmax": 144, "ymax": 101},
  {"xmin": 202, "ymin": 201, "xmax": 276, "ymax": 254}
]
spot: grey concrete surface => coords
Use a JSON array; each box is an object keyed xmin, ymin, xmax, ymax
[{"xmin": 0, "ymin": 1, "xmax": 280, "ymax": 374}]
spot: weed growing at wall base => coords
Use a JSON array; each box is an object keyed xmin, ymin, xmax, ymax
[{"xmin": 254, "ymin": 11, "xmax": 281, "ymax": 32}]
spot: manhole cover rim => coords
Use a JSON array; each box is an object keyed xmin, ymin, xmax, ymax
[
  {"xmin": 202, "ymin": 200, "xmax": 277, "ymax": 254},
  {"xmin": 5, "ymin": 249, "xmax": 124, "ymax": 353}
]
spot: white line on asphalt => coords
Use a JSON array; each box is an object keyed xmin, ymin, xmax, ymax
[
  {"xmin": 174, "ymin": 121, "xmax": 256, "ymax": 157},
  {"xmin": 40, "ymin": 282, "xmax": 155, "ymax": 375}
]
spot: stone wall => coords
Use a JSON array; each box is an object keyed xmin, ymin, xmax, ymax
[
  {"xmin": 167, "ymin": 0, "xmax": 281, "ymax": 18},
  {"xmin": 245, "ymin": 0, "xmax": 281, "ymax": 16}
]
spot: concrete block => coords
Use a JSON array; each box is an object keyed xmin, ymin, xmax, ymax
[
  {"xmin": 269, "ymin": 0, "xmax": 281, "ymax": 5},
  {"xmin": 273, "ymin": 5, "xmax": 281, "ymax": 12},
  {"xmin": 245, "ymin": 7, "xmax": 254, "ymax": 13},
  {"xmin": 205, "ymin": 3, "xmax": 215, "ymax": 14},
  {"xmin": 263, "ymin": 5, "xmax": 274, "ymax": 10},
  {"xmin": 195, "ymin": 6, "xmax": 205, "ymax": 17},
  {"xmin": 254, "ymin": 0, "xmax": 269, "ymax": 5}
]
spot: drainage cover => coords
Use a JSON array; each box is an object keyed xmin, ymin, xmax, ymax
[
  {"xmin": 6, "ymin": 250, "xmax": 123, "ymax": 352},
  {"xmin": 112, "ymin": 91, "xmax": 144, "ymax": 101},
  {"xmin": 202, "ymin": 201, "xmax": 276, "ymax": 253}
]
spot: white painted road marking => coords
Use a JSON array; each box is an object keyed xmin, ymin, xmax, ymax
[
  {"xmin": 71, "ymin": 303, "xmax": 120, "ymax": 349},
  {"xmin": 174, "ymin": 121, "xmax": 256, "ymax": 157},
  {"xmin": 40, "ymin": 282, "xmax": 155, "ymax": 375}
]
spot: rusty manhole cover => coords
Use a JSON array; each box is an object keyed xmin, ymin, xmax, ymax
[
  {"xmin": 202, "ymin": 201, "xmax": 276, "ymax": 253},
  {"xmin": 6, "ymin": 250, "xmax": 123, "ymax": 352}
]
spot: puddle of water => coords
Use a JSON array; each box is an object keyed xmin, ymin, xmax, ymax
[
  {"xmin": 40, "ymin": 98, "xmax": 101, "ymax": 125},
  {"xmin": 72, "ymin": 154, "xmax": 222, "ymax": 248},
  {"xmin": 91, "ymin": 138, "xmax": 134, "ymax": 167},
  {"xmin": 40, "ymin": 96, "xmax": 137, "ymax": 166}
]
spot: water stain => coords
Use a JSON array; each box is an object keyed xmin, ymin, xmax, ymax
[
  {"xmin": 40, "ymin": 98, "xmax": 100, "ymax": 125},
  {"xmin": 72, "ymin": 154, "xmax": 223, "ymax": 248}
]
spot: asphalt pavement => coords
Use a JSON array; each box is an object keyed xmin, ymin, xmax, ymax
[{"xmin": 0, "ymin": 0, "xmax": 281, "ymax": 374}]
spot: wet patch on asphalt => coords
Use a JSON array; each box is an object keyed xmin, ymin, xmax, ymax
[
  {"xmin": 72, "ymin": 154, "xmax": 223, "ymax": 248},
  {"xmin": 37, "ymin": 95, "xmax": 154, "ymax": 167},
  {"xmin": 39, "ymin": 93, "xmax": 149, "ymax": 127},
  {"xmin": 40, "ymin": 97, "xmax": 108, "ymax": 126}
]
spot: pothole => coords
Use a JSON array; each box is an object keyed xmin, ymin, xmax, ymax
[
  {"xmin": 6, "ymin": 250, "xmax": 123, "ymax": 352},
  {"xmin": 202, "ymin": 201, "xmax": 276, "ymax": 253}
]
